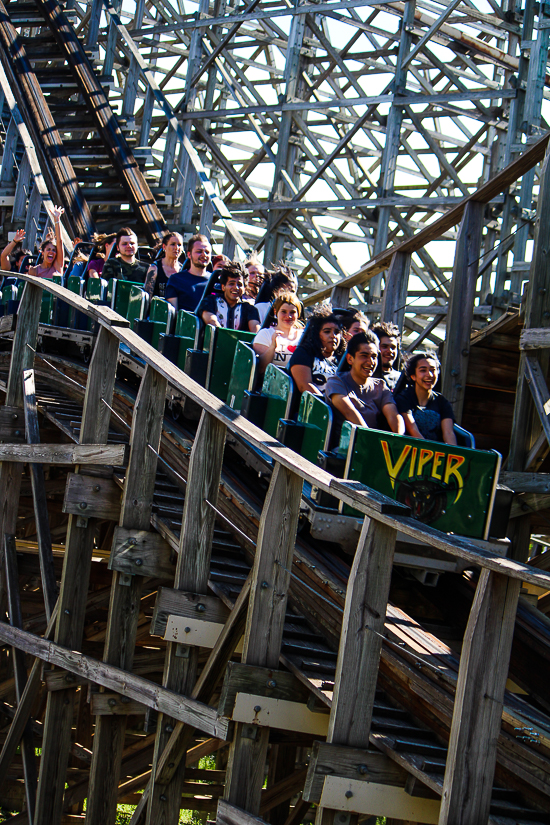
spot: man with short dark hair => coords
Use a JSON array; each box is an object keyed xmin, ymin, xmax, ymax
[
  {"xmin": 102, "ymin": 227, "xmax": 151, "ymax": 283},
  {"xmin": 201, "ymin": 263, "xmax": 261, "ymax": 332},
  {"xmin": 166, "ymin": 233, "xmax": 212, "ymax": 311},
  {"xmin": 371, "ymin": 321, "xmax": 401, "ymax": 390},
  {"xmin": 325, "ymin": 330, "xmax": 403, "ymax": 438}
]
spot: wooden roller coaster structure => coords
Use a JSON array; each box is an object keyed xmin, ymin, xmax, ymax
[{"xmin": 2, "ymin": 138, "xmax": 550, "ymax": 825}]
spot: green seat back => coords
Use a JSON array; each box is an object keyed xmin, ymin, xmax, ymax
[
  {"xmin": 175, "ymin": 310, "xmax": 199, "ymax": 345},
  {"xmin": 114, "ymin": 281, "xmax": 147, "ymax": 320},
  {"xmin": 67, "ymin": 275, "xmax": 83, "ymax": 296},
  {"xmin": 177, "ymin": 337, "xmax": 195, "ymax": 371},
  {"xmin": 40, "ymin": 291, "xmax": 54, "ymax": 324},
  {"xmin": 1, "ymin": 285, "xmax": 17, "ymax": 304},
  {"xmin": 150, "ymin": 297, "xmax": 170, "ymax": 323},
  {"xmin": 206, "ymin": 327, "xmax": 256, "ymax": 402},
  {"xmin": 262, "ymin": 364, "xmax": 293, "ymax": 437},
  {"xmin": 17, "ymin": 281, "xmax": 24, "ymax": 299},
  {"xmin": 227, "ymin": 342, "xmax": 258, "ymax": 411},
  {"xmin": 297, "ymin": 391, "xmax": 332, "ymax": 464},
  {"xmin": 339, "ymin": 424, "xmax": 501, "ymax": 539},
  {"xmin": 86, "ymin": 278, "xmax": 104, "ymax": 303},
  {"xmin": 128, "ymin": 286, "xmax": 148, "ymax": 325}
]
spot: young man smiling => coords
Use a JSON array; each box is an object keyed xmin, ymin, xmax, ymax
[
  {"xmin": 325, "ymin": 330, "xmax": 404, "ymax": 445},
  {"xmin": 102, "ymin": 227, "xmax": 152, "ymax": 284},
  {"xmin": 166, "ymin": 233, "xmax": 212, "ymax": 312},
  {"xmin": 201, "ymin": 262, "xmax": 261, "ymax": 333}
]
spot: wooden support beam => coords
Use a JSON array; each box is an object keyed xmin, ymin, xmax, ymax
[
  {"xmin": 217, "ymin": 799, "xmax": 269, "ymax": 825},
  {"xmin": 313, "ymin": 516, "xmax": 397, "ymax": 825},
  {"xmin": 34, "ymin": 325, "xmax": 119, "ymax": 825},
  {"xmin": 0, "ymin": 621, "xmax": 230, "ymax": 736},
  {"xmin": 224, "ymin": 463, "xmax": 302, "ymax": 815},
  {"xmin": 22, "ymin": 369, "xmax": 57, "ymax": 621},
  {"xmin": 509, "ymin": 144, "xmax": 550, "ymax": 477},
  {"xmin": 441, "ymin": 200, "xmax": 484, "ymax": 421},
  {"xmin": 151, "ymin": 588, "xmax": 229, "ymax": 636},
  {"xmin": 439, "ymin": 569, "xmax": 521, "ymax": 824},
  {"xmin": 524, "ymin": 355, "xmax": 550, "ymax": 449},
  {"xmin": 0, "ymin": 283, "xmax": 42, "ymax": 607},
  {"xmin": 0, "ymin": 604, "xmax": 58, "ymax": 787},
  {"xmin": 381, "ymin": 251, "xmax": 411, "ymax": 335},
  {"xmin": 0, "ymin": 443, "xmax": 127, "ymax": 465},
  {"xmin": 86, "ymin": 364, "xmax": 168, "ymax": 825},
  {"xmin": 4, "ymin": 534, "xmax": 37, "ymax": 822},
  {"xmin": 146, "ymin": 410, "xmax": 227, "ymax": 825}
]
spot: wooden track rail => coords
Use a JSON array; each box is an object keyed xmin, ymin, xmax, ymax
[{"xmin": 1, "ymin": 272, "xmax": 550, "ymax": 824}]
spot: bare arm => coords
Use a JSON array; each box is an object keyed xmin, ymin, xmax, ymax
[
  {"xmin": 382, "ymin": 403, "xmax": 405, "ymax": 434},
  {"xmin": 52, "ymin": 206, "xmax": 65, "ymax": 272},
  {"xmin": 1, "ymin": 228, "xmax": 25, "ymax": 271},
  {"xmin": 167, "ymin": 296, "xmax": 178, "ymax": 308},
  {"xmin": 401, "ymin": 411, "xmax": 424, "ymax": 438},
  {"xmin": 253, "ymin": 336, "xmax": 276, "ymax": 372},
  {"xmin": 143, "ymin": 264, "xmax": 158, "ymax": 298},
  {"xmin": 202, "ymin": 310, "xmax": 221, "ymax": 328},
  {"xmin": 290, "ymin": 364, "xmax": 321, "ymax": 395},
  {"xmin": 441, "ymin": 418, "xmax": 457, "ymax": 445},
  {"xmin": 248, "ymin": 319, "xmax": 261, "ymax": 333},
  {"xmin": 330, "ymin": 393, "xmax": 367, "ymax": 427}
]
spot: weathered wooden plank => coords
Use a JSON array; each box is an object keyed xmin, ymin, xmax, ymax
[
  {"xmin": 90, "ymin": 693, "xmax": 147, "ymax": 715},
  {"xmin": 0, "ymin": 405, "xmax": 26, "ymax": 442},
  {"xmin": 0, "ymin": 313, "xmax": 16, "ymax": 335},
  {"xmin": 146, "ymin": 410, "xmax": 227, "ymax": 825},
  {"xmin": 441, "ymin": 200, "xmax": 484, "ymax": 420},
  {"xmin": 439, "ymin": 569, "xmax": 521, "ymax": 824},
  {"xmin": 63, "ymin": 472, "xmax": 122, "ymax": 520},
  {"xmin": 313, "ymin": 517, "xmax": 397, "ymax": 824},
  {"xmin": 0, "ymin": 604, "xmax": 58, "ymax": 786},
  {"xmin": 303, "ymin": 741, "xmax": 408, "ymax": 804},
  {"xmin": 151, "ymin": 588, "xmax": 229, "ymax": 636},
  {"xmin": 329, "ymin": 517, "xmax": 397, "ymax": 746},
  {"xmin": 34, "ymin": 325, "xmax": 120, "ymax": 825},
  {"xmin": 22, "ymin": 368, "xmax": 57, "ymax": 621},
  {"xmin": 218, "ymin": 662, "xmax": 310, "ymax": 718},
  {"xmin": 524, "ymin": 355, "xmax": 550, "ymax": 448},
  {"xmin": 109, "ymin": 526, "xmax": 174, "ymax": 579},
  {"xmin": 4, "ymin": 534, "xmax": 37, "ymax": 821},
  {"xmin": 87, "ymin": 364, "xmax": 168, "ymax": 825},
  {"xmin": 0, "ymin": 442, "xmax": 127, "ymax": 464},
  {"xmin": 0, "ymin": 283, "xmax": 42, "ymax": 615},
  {"xmin": 319, "ymin": 777, "xmax": 440, "ymax": 822},
  {"xmin": 0, "ymin": 621, "xmax": 230, "ymax": 737},
  {"xmin": 520, "ymin": 327, "xmax": 550, "ymax": 349},
  {"xmin": 380, "ymin": 251, "xmax": 411, "ymax": 334},
  {"xmin": 499, "ymin": 471, "xmax": 550, "ymax": 493},
  {"xmin": 224, "ymin": 463, "xmax": 302, "ymax": 815},
  {"xmin": 217, "ymin": 799, "xmax": 270, "ymax": 825}
]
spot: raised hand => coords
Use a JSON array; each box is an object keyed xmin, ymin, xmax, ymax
[
  {"xmin": 52, "ymin": 205, "xmax": 65, "ymax": 223},
  {"xmin": 13, "ymin": 228, "xmax": 25, "ymax": 243}
]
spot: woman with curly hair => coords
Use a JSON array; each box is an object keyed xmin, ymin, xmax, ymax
[{"xmin": 289, "ymin": 307, "xmax": 344, "ymax": 395}]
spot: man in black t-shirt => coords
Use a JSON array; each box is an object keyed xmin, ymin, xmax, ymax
[{"xmin": 201, "ymin": 262, "xmax": 261, "ymax": 333}]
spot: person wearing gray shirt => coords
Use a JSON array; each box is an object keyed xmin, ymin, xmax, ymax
[{"xmin": 325, "ymin": 331, "xmax": 405, "ymax": 446}]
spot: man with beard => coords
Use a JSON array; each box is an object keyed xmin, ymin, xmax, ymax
[{"xmin": 166, "ymin": 233, "xmax": 212, "ymax": 311}]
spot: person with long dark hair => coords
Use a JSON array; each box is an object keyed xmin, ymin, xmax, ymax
[
  {"xmin": 289, "ymin": 307, "xmax": 345, "ymax": 395},
  {"xmin": 395, "ymin": 351, "xmax": 457, "ymax": 444},
  {"xmin": 255, "ymin": 265, "xmax": 297, "ymax": 323},
  {"xmin": 29, "ymin": 206, "xmax": 65, "ymax": 280},
  {"xmin": 144, "ymin": 232, "xmax": 184, "ymax": 298}
]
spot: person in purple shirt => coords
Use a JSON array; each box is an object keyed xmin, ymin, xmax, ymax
[{"xmin": 165, "ymin": 233, "xmax": 212, "ymax": 311}]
